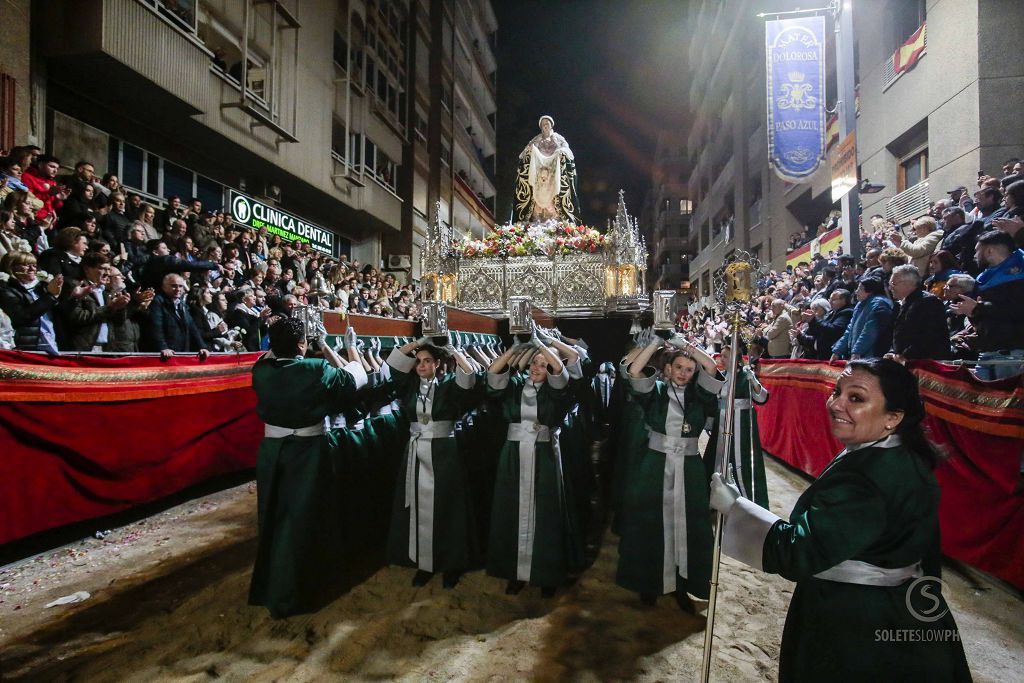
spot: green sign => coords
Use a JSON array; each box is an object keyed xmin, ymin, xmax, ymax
[{"xmin": 229, "ymin": 189, "xmax": 335, "ymax": 255}]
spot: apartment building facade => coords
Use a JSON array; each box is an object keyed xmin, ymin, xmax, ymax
[
  {"xmin": 684, "ymin": 0, "xmax": 1024, "ymax": 296},
  {"xmin": 0, "ymin": 0, "xmax": 496, "ymax": 278},
  {"xmin": 640, "ymin": 132, "xmax": 692, "ymax": 293}
]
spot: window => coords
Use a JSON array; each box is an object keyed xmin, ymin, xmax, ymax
[
  {"xmin": 889, "ymin": 0, "xmax": 925, "ymax": 52},
  {"xmin": 898, "ymin": 148, "xmax": 927, "ymax": 191},
  {"xmin": 679, "ymin": 199, "xmax": 693, "ymax": 215},
  {"xmin": 349, "ymin": 132, "xmax": 363, "ymax": 172},
  {"xmin": 413, "ymin": 108, "xmax": 427, "ymax": 143},
  {"xmin": 108, "ymin": 136, "xmax": 224, "ymax": 209},
  {"xmin": 364, "ymin": 138, "xmax": 376, "ymax": 174},
  {"xmin": 333, "ymin": 31, "xmax": 348, "ymax": 69}
]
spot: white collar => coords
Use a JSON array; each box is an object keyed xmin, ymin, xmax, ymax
[{"xmin": 841, "ymin": 433, "xmax": 903, "ymax": 455}]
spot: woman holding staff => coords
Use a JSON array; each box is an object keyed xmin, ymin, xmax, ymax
[{"xmin": 710, "ymin": 358, "xmax": 970, "ymax": 680}]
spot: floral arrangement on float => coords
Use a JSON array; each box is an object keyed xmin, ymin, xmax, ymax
[{"xmin": 458, "ymin": 219, "xmax": 606, "ymax": 258}]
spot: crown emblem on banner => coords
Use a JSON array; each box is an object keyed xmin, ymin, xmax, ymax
[{"xmin": 788, "ymin": 71, "xmax": 805, "ymax": 83}]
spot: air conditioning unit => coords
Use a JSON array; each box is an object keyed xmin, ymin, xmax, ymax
[{"xmin": 387, "ymin": 254, "xmax": 412, "ymax": 270}]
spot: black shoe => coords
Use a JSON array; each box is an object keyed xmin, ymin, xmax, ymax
[
  {"xmin": 640, "ymin": 592, "xmax": 658, "ymax": 607},
  {"xmin": 540, "ymin": 586, "xmax": 556, "ymax": 598},
  {"xmin": 442, "ymin": 571, "xmax": 462, "ymax": 589},
  {"xmin": 674, "ymin": 591, "xmax": 696, "ymax": 614},
  {"xmin": 412, "ymin": 570, "xmax": 434, "ymax": 587},
  {"xmin": 505, "ymin": 579, "xmax": 526, "ymax": 595}
]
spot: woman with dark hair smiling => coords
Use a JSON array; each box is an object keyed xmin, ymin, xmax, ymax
[{"xmin": 711, "ymin": 358, "xmax": 970, "ymax": 681}]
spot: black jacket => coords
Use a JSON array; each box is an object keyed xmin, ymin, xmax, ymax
[
  {"xmin": 0, "ymin": 279, "xmax": 60, "ymax": 351},
  {"xmin": 37, "ymin": 249, "xmax": 83, "ymax": 283},
  {"xmin": 102, "ymin": 211, "xmax": 133, "ymax": 248},
  {"xmin": 226, "ymin": 305, "xmax": 263, "ymax": 352},
  {"xmin": 803, "ymin": 305, "xmax": 854, "ymax": 359},
  {"xmin": 891, "ymin": 289, "xmax": 950, "ymax": 359},
  {"xmin": 58, "ymin": 288, "xmax": 129, "ymax": 352},
  {"xmin": 142, "ymin": 293, "xmax": 208, "ymax": 352},
  {"xmin": 971, "ymin": 277, "xmax": 1024, "ymax": 352},
  {"xmin": 941, "ymin": 220, "xmax": 985, "ymax": 275}
]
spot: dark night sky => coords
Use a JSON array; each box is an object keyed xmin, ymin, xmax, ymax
[{"xmin": 492, "ymin": 0, "xmax": 692, "ymax": 226}]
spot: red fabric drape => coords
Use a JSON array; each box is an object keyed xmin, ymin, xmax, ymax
[
  {"xmin": 0, "ymin": 351, "xmax": 262, "ymax": 545},
  {"xmin": 755, "ymin": 359, "xmax": 1024, "ymax": 589}
]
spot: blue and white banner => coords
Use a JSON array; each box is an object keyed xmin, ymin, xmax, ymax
[{"xmin": 765, "ymin": 17, "xmax": 826, "ymax": 181}]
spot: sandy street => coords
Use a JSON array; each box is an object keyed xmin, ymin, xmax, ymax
[{"xmin": 1, "ymin": 455, "xmax": 1021, "ymax": 682}]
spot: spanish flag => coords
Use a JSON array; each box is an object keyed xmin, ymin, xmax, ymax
[
  {"xmin": 826, "ymin": 114, "xmax": 840, "ymax": 151},
  {"xmin": 786, "ymin": 226, "xmax": 843, "ymax": 269},
  {"xmin": 893, "ymin": 23, "xmax": 926, "ymax": 75}
]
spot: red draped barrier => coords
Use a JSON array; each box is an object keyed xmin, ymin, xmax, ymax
[
  {"xmin": 0, "ymin": 351, "xmax": 263, "ymax": 545},
  {"xmin": 755, "ymin": 359, "xmax": 1024, "ymax": 589}
]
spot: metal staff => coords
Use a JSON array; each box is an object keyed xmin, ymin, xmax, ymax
[{"xmin": 701, "ymin": 256, "xmax": 758, "ymax": 683}]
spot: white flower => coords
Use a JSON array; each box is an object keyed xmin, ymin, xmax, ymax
[
  {"xmin": 0, "ymin": 272, "xmax": 9, "ymax": 282},
  {"xmin": 36, "ymin": 270, "xmax": 54, "ymax": 283},
  {"xmin": 14, "ymin": 238, "xmax": 31, "ymax": 253}
]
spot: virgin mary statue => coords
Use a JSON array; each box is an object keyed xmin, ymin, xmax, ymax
[{"xmin": 515, "ymin": 115, "xmax": 581, "ymax": 223}]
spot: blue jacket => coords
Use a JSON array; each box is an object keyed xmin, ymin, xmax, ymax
[{"xmin": 831, "ymin": 295, "xmax": 894, "ymax": 359}]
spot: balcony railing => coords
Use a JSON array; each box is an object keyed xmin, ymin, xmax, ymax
[{"xmin": 886, "ymin": 180, "xmax": 930, "ymax": 226}]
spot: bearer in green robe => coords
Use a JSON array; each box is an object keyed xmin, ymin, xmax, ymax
[
  {"xmin": 485, "ymin": 333, "xmax": 582, "ymax": 597},
  {"xmin": 711, "ymin": 358, "xmax": 970, "ymax": 682},
  {"xmin": 248, "ymin": 321, "xmax": 370, "ymax": 618},
  {"xmin": 617, "ymin": 333, "xmax": 723, "ymax": 612},
  {"xmin": 703, "ymin": 340, "xmax": 770, "ymax": 508},
  {"xmin": 385, "ymin": 335, "xmax": 481, "ymax": 589}
]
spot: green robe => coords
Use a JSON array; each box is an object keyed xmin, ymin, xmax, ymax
[
  {"xmin": 617, "ymin": 369, "xmax": 722, "ymax": 597},
  {"xmin": 610, "ymin": 358, "xmax": 649, "ymax": 536},
  {"xmin": 723, "ymin": 436, "xmax": 971, "ymax": 682},
  {"xmin": 385, "ymin": 349, "xmax": 480, "ymax": 573},
  {"xmin": 249, "ymin": 354, "xmax": 368, "ymax": 618},
  {"xmin": 485, "ymin": 367, "xmax": 583, "ymax": 587},
  {"xmin": 703, "ymin": 367, "xmax": 770, "ymax": 508}
]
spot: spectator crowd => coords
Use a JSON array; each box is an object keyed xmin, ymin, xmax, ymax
[
  {"xmin": 0, "ymin": 145, "xmax": 425, "ymax": 357},
  {"xmin": 679, "ymin": 158, "xmax": 1024, "ymax": 381}
]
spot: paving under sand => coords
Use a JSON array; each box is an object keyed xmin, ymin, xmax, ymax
[{"xmin": 1, "ymin": 455, "xmax": 1021, "ymax": 682}]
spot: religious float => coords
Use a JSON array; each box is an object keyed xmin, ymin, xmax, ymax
[{"xmin": 420, "ymin": 115, "xmax": 649, "ymax": 318}]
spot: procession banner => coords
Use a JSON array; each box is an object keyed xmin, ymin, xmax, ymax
[{"xmin": 765, "ymin": 16, "xmax": 827, "ymax": 180}]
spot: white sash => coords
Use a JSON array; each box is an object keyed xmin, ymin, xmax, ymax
[{"xmin": 404, "ymin": 420, "xmax": 455, "ymax": 571}]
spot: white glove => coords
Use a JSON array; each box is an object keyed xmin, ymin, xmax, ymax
[
  {"xmin": 535, "ymin": 327, "xmax": 555, "ymax": 345},
  {"xmin": 666, "ymin": 334, "xmax": 688, "ymax": 349},
  {"xmin": 709, "ymin": 473, "xmax": 741, "ymax": 515},
  {"xmin": 344, "ymin": 327, "xmax": 358, "ymax": 350},
  {"xmin": 416, "ymin": 336, "xmax": 431, "ymax": 347}
]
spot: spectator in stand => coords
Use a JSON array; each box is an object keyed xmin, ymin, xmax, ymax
[
  {"xmin": 940, "ymin": 207, "xmax": 983, "ymax": 274},
  {"xmin": 21, "ymin": 154, "xmax": 67, "ymax": 224},
  {"xmin": 877, "ymin": 247, "xmax": 908, "ymax": 293},
  {"xmin": 0, "ymin": 250, "xmax": 64, "ymax": 353},
  {"xmin": 797, "ymin": 289, "xmax": 854, "ymax": 360},
  {"xmin": 138, "ymin": 238, "xmax": 218, "ymax": 291},
  {"xmin": 949, "ymin": 230, "xmax": 1024, "ymax": 379},
  {"xmin": 134, "ymin": 203, "xmax": 160, "ymax": 241},
  {"xmin": 790, "ymin": 297, "xmax": 830, "ymax": 359},
  {"xmin": 2, "ymin": 190, "xmax": 46, "ymax": 255},
  {"xmin": 831, "ymin": 277, "xmax": 894, "ymax": 361},
  {"xmin": 763, "ymin": 298, "xmax": 793, "ymax": 358},
  {"xmin": 92, "ymin": 173, "xmax": 120, "ymax": 213},
  {"xmin": 943, "ymin": 274, "xmax": 976, "ymax": 342},
  {"xmin": 188, "ymin": 284, "xmax": 230, "ymax": 350},
  {"xmin": 891, "ymin": 216, "xmax": 943, "ymax": 276},
  {"xmin": 0, "ymin": 209, "xmax": 27, "ymax": 261},
  {"xmin": 974, "ymin": 187, "xmax": 1006, "ymax": 229},
  {"xmin": 887, "ymin": 264, "xmax": 950, "ymax": 361},
  {"xmin": 143, "ymin": 272, "xmax": 209, "ymax": 359},
  {"xmin": 991, "ymin": 180, "xmax": 1024, "ymax": 249},
  {"xmin": 38, "ymin": 226, "xmax": 87, "ymax": 283},
  {"xmin": 159, "ymin": 196, "xmax": 186, "ymax": 234},
  {"xmin": 924, "ymin": 250, "xmax": 963, "ymax": 297},
  {"xmin": 836, "ymin": 255, "xmax": 859, "ymax": 293},
  {"xmin": 227, "ymin": 286, "xmax": 268, "ymax": 352},
  {"xmin": 104, "ymin": 267, "xmax": 151, "ymax": 352},
  {"xmin": 59, "ymin": 160, "xmax": 98, "ymax": 195},
  {"xmin": 101, "ymin": 192, "xmax": 132, "ymax": 248},
  {"xmin": 58, "ymin": 252, "xmax": 131, "ymax": 352}
]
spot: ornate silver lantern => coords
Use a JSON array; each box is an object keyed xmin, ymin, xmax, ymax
[
  {"xmin": 508, "ymin": 296, "xmax": 533, "ymax": 334},
  {"xmin": 290, "ymin": 303, "xmax": 325, "ymax": 340},
  {"xmin": 420, "ymin": 301, "xmax": 449, "ymax": 337},
  {"xmin": 652, "ymin": 290, "xmax": 677, "ymax": 330}
]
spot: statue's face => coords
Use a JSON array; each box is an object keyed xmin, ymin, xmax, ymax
[{"xmin": 540, "ymin": 119, "xmax": 552, "ymax": 135}]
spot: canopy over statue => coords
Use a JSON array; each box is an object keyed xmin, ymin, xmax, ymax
[{"xmin": 516, "ymin": 115, "xmax": 581, "ymax": 223}]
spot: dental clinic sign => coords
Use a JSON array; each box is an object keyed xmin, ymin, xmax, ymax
[
  {"xmin": 229, "ymin": 190, "xmax": 335, "ymax": 255},
  {"xmin": 765, "ymin": 16, "xmax": 827, "ymax": 181}
]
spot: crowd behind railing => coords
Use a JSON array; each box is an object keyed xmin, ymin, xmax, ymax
[
  {"xmin": 680, "ymin": 158, "xmax": 1024, "ymax": 381},
  {"xmin": 0, "ymin": 144, "xmax": 426, "ymax": 357}
]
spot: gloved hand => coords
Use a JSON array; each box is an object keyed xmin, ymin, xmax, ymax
[
  {"xmin": 535, "ymin": 326, "xmax": 555, "ymax": 345},
  {"xmin": 666, "ymin": 334, "xmax": 689, "ymax": 350},
  {"xmin": 344, "ymin": 327, "xmax": 358, "ymax": 350},
  {"xmin": 709, "ymin": 473, "xmax": 741, "ymax": 514},
  {"xmin": 416, "ymin": 336, "xmax": 431, "ymax": 347},
  {"xmin": 370, "ymin": 337, "xmax": 381, "ymax": 352}
]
